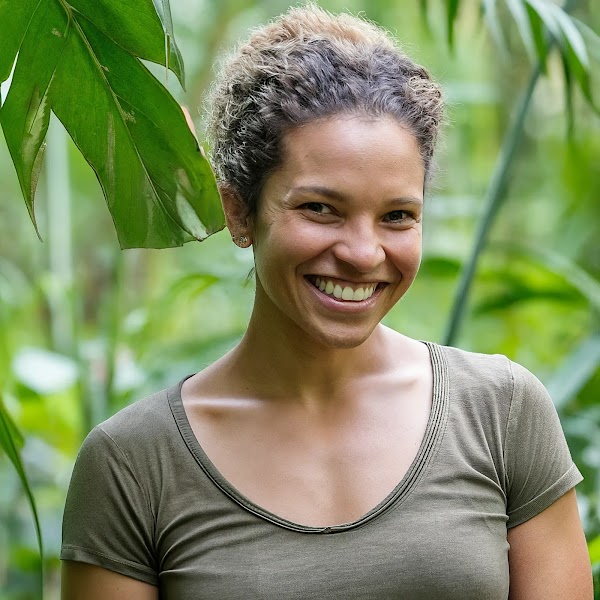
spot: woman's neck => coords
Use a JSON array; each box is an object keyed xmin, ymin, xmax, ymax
[{"xmin": 223, "ymin": 318, "xmax": 399, "ymax": 408}]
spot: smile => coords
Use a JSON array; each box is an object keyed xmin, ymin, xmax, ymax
[{"xmin": 308, "ymin": 276, "xmax": 380, "ymax": 302}]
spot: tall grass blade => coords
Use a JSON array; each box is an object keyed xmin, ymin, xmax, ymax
[{"xmin": 0, "ymin": 394, "xmax": 44, "ymax": 596}]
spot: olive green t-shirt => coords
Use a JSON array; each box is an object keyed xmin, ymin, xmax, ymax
[{"xmin": 61, "ymin": 343, "xmax": 582, "ymax": 599}]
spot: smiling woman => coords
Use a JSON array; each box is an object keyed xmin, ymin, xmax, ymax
[{"xmin": 60, "ymin": 3, "xmax": 592, "ymax": 600}]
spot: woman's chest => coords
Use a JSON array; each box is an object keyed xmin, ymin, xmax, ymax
[
  {"xmin": 156, "ymin": 490, "xmax": 509, "ymax": 600},
  {"xmin": 184, "ymin": 386, "xmax": 432, "ymax": 527}
]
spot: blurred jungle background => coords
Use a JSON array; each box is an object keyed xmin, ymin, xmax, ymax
[{"xmin": 0, "ymin": 0, "xmax": 599, "ymax": 598}]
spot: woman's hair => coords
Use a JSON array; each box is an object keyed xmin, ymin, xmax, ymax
[{"xmin": 205, "ymin": 2, "xmax": 444, "ymax": 214}]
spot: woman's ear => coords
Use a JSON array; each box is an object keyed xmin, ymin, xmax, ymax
[{"xmin": 218, "ymin": 183, "xmax": 253, "ymax": 247}]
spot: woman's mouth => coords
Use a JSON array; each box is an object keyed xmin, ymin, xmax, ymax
[{"xmin": 306, "ymin": 276, "xmax": 383, "ymax": 302}]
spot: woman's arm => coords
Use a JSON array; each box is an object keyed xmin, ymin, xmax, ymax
[
  {"xmin": 61, "ymin": 561, "xmax": 159, "ymax": 600},
  {"xmin": 507, "ymin": 489, "xmax": 592, "ymax": 599}
]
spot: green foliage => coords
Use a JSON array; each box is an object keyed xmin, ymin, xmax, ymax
[
  {"xmin": 0, "ymin": 0, "xmax": 599, "ymax": 598},
  {"xmin": 0, "ymin": 0, "xmax": 224, "ymax": 248}
]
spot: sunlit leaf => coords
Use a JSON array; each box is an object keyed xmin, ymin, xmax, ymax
[
  {"xmin": 0, "ymin": 0, "xmax": 224, "ymax": 249},
  {"xmin": 546, "ymin": 334, "xmax": 600, "ymax": 408}
]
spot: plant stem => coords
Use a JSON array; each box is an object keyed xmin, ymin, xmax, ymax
[
  {"xmin": 45, "ymin": 118, "xmax": 74, "ymax": 355},
  {"xmin": 442, "ymin": 64, "xmax": 542, "ymax": 346},
  {"xmin": 442, "ymin": 0, "xmax": 579, "ymax": 346}
]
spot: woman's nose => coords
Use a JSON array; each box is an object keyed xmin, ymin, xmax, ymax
[{"xmin": 331, "ymin": 223, "xmax": 386, "ymax": 273}]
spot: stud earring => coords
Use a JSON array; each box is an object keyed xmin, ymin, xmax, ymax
[{"xmin": 234, "ymin": 235, "xmax": 250, "ymax": 247}]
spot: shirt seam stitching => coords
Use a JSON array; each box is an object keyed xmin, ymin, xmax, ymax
[
  {"xmin": 95, "ymin": 426, "xmax": 158, "ymax": 550},
  {"xmin": 502, "ymin": 357, "xmax": 516, "ymax": 497},
  {"xmin": 61, "ymin": 543, "xmax": 157, "ymax": 575}
]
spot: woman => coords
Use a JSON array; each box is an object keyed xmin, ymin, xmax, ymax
[{"xmin": 61, "ymin": 4, "xmax": 592, "ymax": 599}]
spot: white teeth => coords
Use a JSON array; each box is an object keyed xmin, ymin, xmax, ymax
[
  {"xmin": 341, "ymin": 286, "xmax": 354, "ymax": 300},
  {"xmin": 311, "ymin": 277, "xmax": 378, "ymax": 302}
]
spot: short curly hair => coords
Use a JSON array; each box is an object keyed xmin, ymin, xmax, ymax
[{"xmin": 205, "ymin": 3, "xmax": 444, "ymax": 214}]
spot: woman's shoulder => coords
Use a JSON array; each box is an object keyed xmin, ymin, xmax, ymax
[
  {"xmin": 90, "ymin": 377, "xmax": 188, "ymax": 454},
  {"xmin": 429, "ymin": 342, "xmax": 553, "ymax": 416},
  {"xmin": 431, "ymin": 342, "xmax": 535, "ymax": 389}
]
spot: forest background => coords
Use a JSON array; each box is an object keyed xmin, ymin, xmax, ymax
[{"xmin": 0, "ymin": 0, "xmax": 599, "ymax": 598}]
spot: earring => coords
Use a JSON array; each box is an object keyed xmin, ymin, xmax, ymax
[{"xmin": 234, "ymin": 235, "xmax": 251, "ymax": 247}]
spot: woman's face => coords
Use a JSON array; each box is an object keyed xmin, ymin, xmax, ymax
[{"xmin": 249, "ymin": 115, "xmax": 425, "ymax": 349}]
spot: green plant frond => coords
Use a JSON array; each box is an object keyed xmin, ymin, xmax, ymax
[
  {"xmin": 524, "ymin": 3, "xmax": 549, "ymax": 69},
  {"xmin": 0, "ymin": 0, "xmax": 224, "ymax": 249},
  {"xmin": 505, "ymin": 0, "xmax": 538, "ymax": 64},
  {"xmin": 0, "ymin": 393, "xmax": 44, "ymax": 590},
  {"xmin": 524, "ymin": 0, "xmax": 596, "ymax": 110},
  {"xmin": 524, "ymin": 0, "xmax": 562, "ymax": 45}
]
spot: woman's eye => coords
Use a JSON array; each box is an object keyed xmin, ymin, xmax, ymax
[
  {"xmin": 384, "ymin": 210, "xmax": 411, "ymax": 223},
  {"xmin": 302, "ymin": 202, "xmax": 332, "ymax": 215}
]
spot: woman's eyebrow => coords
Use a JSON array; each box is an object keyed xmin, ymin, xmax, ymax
[
  {"xmin": 290, "ymin": 185, "xmax": 346, "ymax": 200},
  {"xmin": 291, "ymin": 185, "xmax": 423, "ymax": 206}
]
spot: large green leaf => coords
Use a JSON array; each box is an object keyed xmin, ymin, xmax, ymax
[
  {"xmin": 0, "ymin": 0, "xmax": 40, "ymax": 84},
  {"xmin": 0, "ymin": 0, "xmax": 224, "ymax": 248},
  {"xmin": 67, "ymin": 0, "xmax": 185, "ymax": 87}
]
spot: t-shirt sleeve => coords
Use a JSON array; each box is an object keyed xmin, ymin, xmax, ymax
[
  {"xmin": 61, "ymin": 425, "xmax": 158, "ymax": 585},
  {"xmin": 504, "ymin": 361, "xmax": 583, "ymax": 529}
]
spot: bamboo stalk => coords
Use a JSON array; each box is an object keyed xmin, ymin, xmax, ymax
[
  {"xmin": 45, "ymin": 117, "xmax": 74, "ymax": 355},
  {"xmin": 442, "ymin": 0, "xmax": 581, "ymax": 346},
  {"xmin": 442, "ymin": 64, "xmax": 542, "ymax": 346}
]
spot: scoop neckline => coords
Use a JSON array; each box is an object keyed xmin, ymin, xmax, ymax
[{"xmin": 168, "ymin": 341, "xmax": 449, "ymax": 534}]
